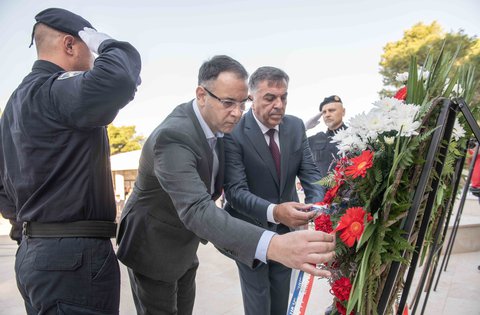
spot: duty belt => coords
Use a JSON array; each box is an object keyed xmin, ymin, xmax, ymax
[{"xmin": 22, "ymin": 221, "xmax": 117, "ymax": 238}]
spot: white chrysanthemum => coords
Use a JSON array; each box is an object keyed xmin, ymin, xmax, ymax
[
  {"xmin": 394, "ymin": 119, "xmax": 421, "ymax": 137},
  {"xmin": 347, "ymin": 113, "xmax": 370, "ymax": 140},
  {"xmin": 452, "ymin": 119, "xmax": 466, "ymax": 141},
  {"xmin": 365, "ymin": 111, "xmax": 391, "ymax": 139},
  {"xmin": 331, "ymin": 127, "xmax": 367, "ymax": 155},
  {"xmin": 331, "ymin": 128, "xmax": 351, "ymax": 144},
  {"xmin": 387, "ymin": 102, "xmax": 421, "ymax": 136},
  {"xmin": 392, "ymin": 103, "xmax": 420, "ymax": 120},
  {"xmin": 335, "ymin": 134, "xmax": 366, "ymax": 155},
  {"xmin": 395, "ymin": 72, "xmax": 409, "ymax": 83},
  {"xmin": 373, "ymin": 97, "xmax": 404, "ymax": 113}
]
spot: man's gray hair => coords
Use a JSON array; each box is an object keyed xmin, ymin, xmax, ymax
[{"xmin": 248, "ymin": 66, "xmax": 289, "ymax": 91}]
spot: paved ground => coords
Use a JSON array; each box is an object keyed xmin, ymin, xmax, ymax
[
  {"xmin": 1, "ymin": 192, "xmax": 479, "ymax": 315},
  {"xmin": 0, "ymin": 229, "xmax": 478, "ymax": 314}
]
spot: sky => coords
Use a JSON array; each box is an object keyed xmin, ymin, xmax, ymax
[{"xmin": 0, "ymin": 0, "xmax": 479, "ymax": 137}]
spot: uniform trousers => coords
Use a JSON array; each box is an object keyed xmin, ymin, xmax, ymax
[
  {"xmin": 128, "ymin": 263, "xmax": 198, "ymax": 315},
  {"xmin": 15, "ymin": 237, "xmax": 120, "ymax": 315}
]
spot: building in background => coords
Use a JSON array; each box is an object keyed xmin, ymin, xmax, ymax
[{"xmin": 110, "ymin": 150, "xmax": 141, "ymax": 220}]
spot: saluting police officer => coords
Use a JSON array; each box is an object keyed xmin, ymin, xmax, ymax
[
  {"xmin": 0, "ymin": 8, "xmax": 141, "ymax": 314},
  {"xmin": 306, "ymin": 95, "xmax": 347, "ymax": 178}
]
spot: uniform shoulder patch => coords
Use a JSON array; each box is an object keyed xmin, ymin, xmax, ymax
[{"xmin": 57, "ymin": 71, "xmax": 84, "ymax": 80}]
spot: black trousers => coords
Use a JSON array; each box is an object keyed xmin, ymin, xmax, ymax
[
  {"xmin": 128, "ymin": 263, "xmax": 198, "ymax": 315},
  {"xmin": 15, "ymin": 237, "xmax": 120, "ymax": 315}
]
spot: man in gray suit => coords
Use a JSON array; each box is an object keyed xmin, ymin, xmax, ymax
[
  {"xmin": 223, "ymin": 66, "xmax": 325, "ymax": 315},
  {"xmin": 116, "ymin": 56, "xmax": 335, "ymax": 315}
]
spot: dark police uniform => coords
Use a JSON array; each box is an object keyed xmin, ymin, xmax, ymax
[
  {"xmin": 0, "ymin": 8, "xmax": 141, "ymax": 314},
  {"xmin": 308, "ymin": 124, "xmax": 347, "ymax": 178}
]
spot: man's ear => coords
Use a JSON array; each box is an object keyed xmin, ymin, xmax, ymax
[
  {"xmin": 63, "ymin": 35, "xmax": 75, "ymax": 55},
  {"xmin": 196, "ymin": 86, "xmax": 206, "ymax": 107}
]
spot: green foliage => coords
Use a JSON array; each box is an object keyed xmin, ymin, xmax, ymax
[
  {"xmin": 317, "ymin": 173, "xmax": 336, "ymax": 188},
  {"xmin": 107, "ymin": 124, "xmax": 144, "ymax": 155},
  {"xmin": 379, "ymin": 21, "xmax": 480, "ymax": 115}
]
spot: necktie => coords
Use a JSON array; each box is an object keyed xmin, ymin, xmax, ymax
[
  {"xmin": 266, "ymin": 129, "xmax": 281, "ymax": 179},
  {"xmin": 208, "ymin": 137, "xmax": 219, "ymax": 194}
]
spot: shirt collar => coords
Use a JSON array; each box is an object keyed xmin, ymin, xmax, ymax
[
  {"xmin": 252, "ymin": 110, "xmax": 279, "ymax": 134},
  {"xmin": 32, "ymin": 60, "xmax": 65, "ymax": 74},
  {"xmin": 192, "ymin": 99, "xmax": 224, "ymax": 140},
  {"xmin": 326, "ymin": 123, "xmax": 347, "ymax": 136}
]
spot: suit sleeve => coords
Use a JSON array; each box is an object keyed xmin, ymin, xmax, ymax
[
  {"xmin": 223, "ymin": 133, "xmax": 271, "ymax": 226},
  {"xmin": 50, "ymin": 39, "xmax": 142, "ymax": 128},
  {"xmin": 153, "ymin": 130, "xmax": 265, "ymax": 267},
  {"xmin": 297, "ymin": 128, "xmax": 325, "ymax": 203}
]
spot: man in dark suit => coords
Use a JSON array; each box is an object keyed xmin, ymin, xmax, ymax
[
  {"xmin": 116, "ymin": 56, "xmax": 335, "ymax": 315},
  {"xmin": 223, "ymin": 66, "xmax": 326, "ymax": 315}
]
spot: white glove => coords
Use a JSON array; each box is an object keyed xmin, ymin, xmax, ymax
[
  {"xmin": 78, "ymin": 27, "xmax": 112, "ymax": 54},
  {"xmin": 305, "ymin": 112, "xmax": 322, "ymax": 130}
]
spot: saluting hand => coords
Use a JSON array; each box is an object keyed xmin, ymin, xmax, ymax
[{"xmin": 78, "ymin": 27, "xmax": 112, "ymax": 54}]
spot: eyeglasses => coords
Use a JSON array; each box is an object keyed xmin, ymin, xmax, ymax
[{"xmin": 202, "ymin": 86, "xmax": 250, "ymax": 112}]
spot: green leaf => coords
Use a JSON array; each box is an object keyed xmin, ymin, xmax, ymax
[{"xmin": 357, "ymin": 221, "xmax": 376, "ymax": 250}]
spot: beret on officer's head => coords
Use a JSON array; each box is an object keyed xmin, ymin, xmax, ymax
[
  {"xmin": 319, "ymin": 95, "xmax": 342, "ymax": 112},
  {"xmin": 30, "ymin": 8, "xmax": 95, "ymax": 47}
]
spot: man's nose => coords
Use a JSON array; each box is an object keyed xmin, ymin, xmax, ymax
[
  {"xmin": 230, "ymin": 105, "xmax": 243, "ymax": 117},
  {"xmin": 273, "ymin": 97, "xmax": 285, "ymax": 109}
]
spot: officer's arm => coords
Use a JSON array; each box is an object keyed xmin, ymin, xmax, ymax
[
  {"xmin": 0, "ymin": 181, "xmax": 22, "ymax": 244},
  {"xmin": 50, "ymin": 39, "xmax": 142, "ymax": 128}
]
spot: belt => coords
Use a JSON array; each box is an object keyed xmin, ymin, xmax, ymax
[{"xmin": 22, "ymin": 221, "xmax": 117, "ymax": 238}]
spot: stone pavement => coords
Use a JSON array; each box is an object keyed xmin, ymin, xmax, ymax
[{"xmin": 0, "ymin": 227, "xmax": 478, "ymax": 314}]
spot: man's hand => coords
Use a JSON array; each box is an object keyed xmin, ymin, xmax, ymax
[
  {"xmin": 266, "ymin": 230, "xmax": 335, "ymax": 277},
  {"xmin": 273, "ymin": 202, "xmax": 316, "ymax": 228},
  {"xmin": 78, "ymin": 27, "xmax": 112, "ymax": 54}
]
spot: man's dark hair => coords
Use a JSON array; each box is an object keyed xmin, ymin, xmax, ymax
[
  {"xmin": 248, "ymin": 66, "xmax": 289, "ymax": 91},
  {"xmin": 198, "ymin": 55, "xmax": 248, "ymax": 86}
]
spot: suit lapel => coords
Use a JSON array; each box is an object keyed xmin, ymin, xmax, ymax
[
  {"xmin": 184, "ymin": 101, "xmax": 215, "ymax": 192},
  {"xmin": 244, "ymin": 111, "xmax": 280, "ymax": 187}
]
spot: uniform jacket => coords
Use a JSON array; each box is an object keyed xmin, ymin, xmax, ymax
[
  {"xmin": 0, "ymin": 39, "xmax": 141, "ymax": 241},
  {"xmin": 116, "ymin": 101, "xmax": 265, "ymax": 282},
  {"xmin": 223, "ymin": 110, "xmax": 325, "ymax": 234},
  {"xmin": 308, "ymin": 124, "xmax": 347, "ymax": 178}
]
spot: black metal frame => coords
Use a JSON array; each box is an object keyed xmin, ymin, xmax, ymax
[{"xmin": 377, "ymin": 98, "xmax": 480, "ymax": 315}]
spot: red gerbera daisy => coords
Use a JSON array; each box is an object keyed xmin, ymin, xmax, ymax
[
  {"xmin": 394, "ymin": 86, "xmax": 407, "ymax": 101},
  {"xmin": 322, "ymin": 184, "xmax": 341, "ymax": 205},
  {"xmin": 335, "ymin": 207, "xmax": 372, "ymax": 247},
  {"xmin": 344, "ymin": 150, "xmax": 374, "ymax": 179},
  {"xmin": 314, "ymin": 213, "xmax": 333, "ymax": 233}
]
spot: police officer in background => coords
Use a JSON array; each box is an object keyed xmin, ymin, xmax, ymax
[
  {"xmin": 306, "ymin": 95, "xmax": 347, "ymax": 178},
  {"xmin": 0, "ymin": 8, "xmax": 141, "ymax": 314}
]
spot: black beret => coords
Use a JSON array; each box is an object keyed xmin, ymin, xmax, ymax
[
  {"xmin": 319, "ymin": 95, "xmax": 342, "ymax": 112},
  {"xmin": 30, "ymin": 8, "xmax": 95, "ymax": 47}
]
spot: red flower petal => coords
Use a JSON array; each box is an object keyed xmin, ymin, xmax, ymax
[
  {"xmin": 394, "ymin": 86, "xmax": 407, "ymax": 100},
  {"xmin": 314, "ymin": 213, "xmax": 333, "ymax": 233},
  {"xmin": 344, "ymin": 150, "xmax": 374, "ymax": 179},
  {"xmin": 335, "ymin": 207, "xmax": 371, "ymax": 247}
]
